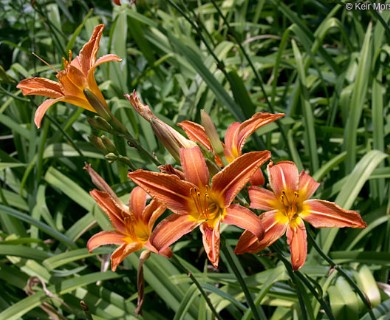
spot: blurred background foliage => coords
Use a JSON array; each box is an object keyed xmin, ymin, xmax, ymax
[{"xmin": 0, "ymin": 0, "xmax": 389, "ymax": 319}]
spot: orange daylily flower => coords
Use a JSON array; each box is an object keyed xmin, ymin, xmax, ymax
[
  {"xmin": 85, "ymin": 164, "xmax": 170, "ymax": 271},
  {"xmin": 178, "ymin": 111, "xmax": 284, "ymax": 184},
  {"xmin": 235, "ymin": 161, "xmax": 367, "ymax": 270},
  {"xmin": 128, "ymin": 146, "xmax": 270, "ymax": 268},
  {"xmin": 17, "ymin": 24, "xmax": 121, "ymax": 128}
]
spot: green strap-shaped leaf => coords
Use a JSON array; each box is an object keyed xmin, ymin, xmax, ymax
[
  {"xmin": 167, "ymin": 33, "xmax": 246, "ymax": 122},
  {"xmin": 0, "ymin": 204, "xmax": 76, "ymax": 249},
  {"xmin": 317, "ymin": 150, "xmax": 388, "ymax": 254},
  {"xmin": 0, "ymin": 244, "xmax": 50, "ymax": 260},
  {"xmin": 0, "ymin": 272, "xmax": 122, "ymax": 320},
  {"xmin": 344, "ymin": 23, "xmax": 372, "ymax": 173},
  {"xmin": 44, "ymin": 167, "xmax": 95, "ymax": 211}
]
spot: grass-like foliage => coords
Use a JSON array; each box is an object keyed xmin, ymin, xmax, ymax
[{"xmin": 0, "ymin": 0, "xmax": 389, "ymax": 319}]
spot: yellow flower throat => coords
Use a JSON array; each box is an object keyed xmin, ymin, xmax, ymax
[
  {"xmin": 123, "ymin": 216, "xmax": 150, "ymax": 243},
  {"xmin": 190, "ymin": 187, "xmax": 225, "ymax": 227}
]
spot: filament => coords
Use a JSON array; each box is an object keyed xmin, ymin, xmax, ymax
[{"xmin": 32, "ymin": 52, "xmax": 59, "ymax": 73}]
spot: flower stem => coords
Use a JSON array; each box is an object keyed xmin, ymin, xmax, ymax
[
  {"xmin": 274, "ymin": 249, "xmax": 310, "ymax": 320},
  {"xmin": 221, "ymin": 242, "xmax": 267, "ymax": 320},
  {"xmin": 294, "ymin": 270, "xmax": 335, "ymax": 319},
  {"xmin": 123, "ymin": 133, "xmax": 161, "ymax": 167},
  {"xmin": 271, "ymin": 240, "xmax": 334, "ymax": 318},
  {"xmin": 307, "ymin": 231, "xmax": 376, "ymax": 320},
  {"xmin": 170, "ymin": 255, "xmax": 223, "ymax": 320}
]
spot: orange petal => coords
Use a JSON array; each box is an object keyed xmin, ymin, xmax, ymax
[
  {"xmin": 249, "ymin": 169, "xmax": 265, "ymax": 186},
  {"xmin": 268, "ymin": 161, "xmax": 299, "ymax": 197},
  {"xmin": 129, "ymin": 187, "xmax": 147, "ymax": 220},
  {"xmin": 145, "ymin": 199, "xmax": 166, "ymax": 230},
  {"xmin": 111, "ymin": 242, "xmax": 143, "ymax": 271},
  {"xmin": 286, "ymin": 219, "xmax": 307, "ymax": 270},
  {"xmin": 178, "ymin": 120, "xmax": 224, "ymax": 166},
  {"xmin": 90, "ymin": 190, "xmax": 126, "ymax": 233},
  {"xmin": 303, "ymin": 200, "xmax": 367, "ymax": 228},
  {"xmin": 234, "ymin": 210, "xmax": 287, "ymax": 254},
  {"xmin": 236, "ymin": 112, "xmax": 285, "ymax": 151},
  {"xmin": 17, "ymin": 77, "xmax": 63, "ymax": 98},
  {"xmin": 61, "ymin": 95, "xmax": 97, "ymax": 112},
  {"xmin": 128, "ymin": 170, "xmax": 194, "ymax": 214},
  {"xmin": 158, "ymin": 164, "xmax": 185, "ymax": 180},
  {"xmin": 224, "ymin": 204, "xmax": 264, "ymax": 238},
  {"xmin": 212, "ymin": 150, "xmax": 270, "ymax": 206},
  {"xmin": 64, "ymin": 64, "xmax": 87, "ymax": 89},
  {"xmin": 298, "ymin": 170, "xmax": 320, "ymax": 200},
  {"xmin": 57, "ymin": 69, "xmax": 86, "ymax": 101},
  {"xmin": 200, "ymin": 222, "xmax": 220, "ymax": 268},
  {"xmin": 158, "ymin": 247, "xmax": 173, "ymax": 258},
  {"xmin": 234, "ymin": 230, "xmax": 262, "ymax": 254},
  {"xmin": 177, "ymin": 120, "xmax": 213, "ymax": 151},
  {"xmin": 84, "ymin": 163, "xmax": 123, "ymax": 204},
  {"xmin": 150, "ymin": 213, "xmax": 199, "ymax": 251},
  {"xmin": 145, "ymin": 240, "xmax": 172, "ymax": 257},
  {"xmin": 34, "ymin": 98, "xmax": 62, "ymax": 128},
  {"xmin": 87, "ymin": 231, "xmax": 124, "ymax": 252},
  {"xmin": 223, "ymin": 122, "xmax": 240, "ymax": 161},
  {"xmin": 78, "ymin": 24, "xmax": 105, "ymax": 75},
  {"xmin": 94, "ymin": 54, "xmax": 122, "ymax": 68},
  {"xmin": 249, "ymin": 186, "xmax": 278, "ymax": 211},
  {"xmin": 180, "ymin": 146, "xmax": 209, "ymax": 188}
]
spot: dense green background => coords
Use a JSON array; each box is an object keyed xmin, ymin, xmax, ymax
[{"xmin": 0, "ymin": 0, "xmax": 389, "ymax": 319}]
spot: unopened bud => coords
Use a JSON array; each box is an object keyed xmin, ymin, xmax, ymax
[
  {"xmin": 110, "ymin": 115, "xmax": 129, "ymax": 136},
  {"xmin": 84, "ymin": 163, "xmax": 125, "ymax": 208},
  {"xmin": 88, "ymin": 117, "xmax": 114, "ymax": 133},
  {"xmin": 101, "ymin": 135, "xmax": 117, "ymax": 153},
  {"xmin": 125, "ymin": 91, "xmax": 154, "ymax": 122},
  {"xmin": 126, "ymin": 91, "xmax": 196, "ymax": 161},
  {"xmin": 201, "ymin": 110, "xmax": 224, "ymax": 158},
  {"xmin": 151, "ymin": 118, "xmax": 197, "ymax": 161},
  {"xmin": 84, "ymin": 89, "xmax": 112, "ymax": 121},
  {"xmin": 88, "ymin": 135, "xmax": 106, "ymax": 151},
  {"xmin": 105, "ymin": 152, "xmax": 118, "ymax": 163}
]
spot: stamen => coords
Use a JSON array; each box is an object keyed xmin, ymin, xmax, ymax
[
  {"xmin": 190, "ymin": 188, "xmax": 204, "ymax": 220},
  {"xmin": 32, "ymin": 52, "xmax": 59, "ymax": 73},
  {"xmin": 204, "ymin": 192, "xmax": 210, "ymax": 219},
  {"xmin": 124, "ymin": 216, "xmax": 137, "ymax": 239},
  {"xmin": 280, "ymin": 190, "xmax": 299, "ymax": 219},
  {"xmin": 190, "ymin": 187, "xmax": 214, "ymax": 221}
]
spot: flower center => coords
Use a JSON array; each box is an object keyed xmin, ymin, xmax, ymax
[
  {"xmin": 124, "ymin": 217, "xmax": 150, "ymax": 243},
  {"xmin": 190, "ymin": 187, "xmax": 224, "ymax": 226},
  {"xmin": 280, "ymin": 190, "xmax": 301, "ymax": 221},
  {"xmin": 134, "ymin": 221, "xmax": 150, "ymax": 242}
]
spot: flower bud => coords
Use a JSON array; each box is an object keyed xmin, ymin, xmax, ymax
[
  {"xmin": 101, "ymin": 135, "xmax": 117, "ymax": 154},
  {"xmin": 105, "ymin": 153, "xmax": 118, "ymax": 163},
  {"xmin": 110, "ymin": 115, "xmax": 129, "ymax": 136},
  {"xmin": 201, "ymin": 110, "xmax": 225, "ymax": 159},
  {"xmin": 84, "ymin": 89, "xmax": 112, "ymax": 121},
  {"xmin": 88, "ymin": 135, "xmax": 106, "ymax": 151},
  {"xmin": 88, "ymin": 116, "xmax": 114, "ymax": 133},
  {"xmin": 125, "ymin": 91, "xmax": 196, "ymax": 161},
  {"xmin": 84, "ymin": 163, "xmax": 125, "ymax": 209}
]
